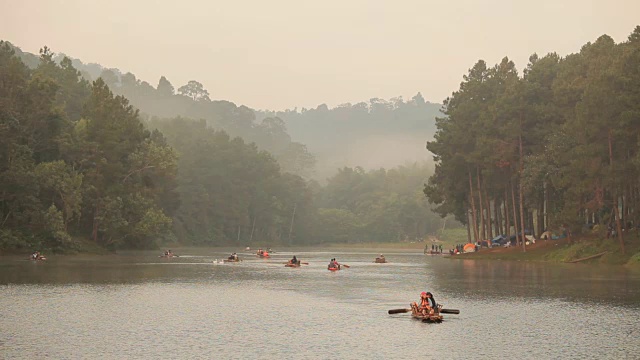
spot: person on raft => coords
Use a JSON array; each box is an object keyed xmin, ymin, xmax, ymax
[
  {"xmin": 257, "ymin": 249, "xmax": 264, "ymax": 256},
  {"xmin": 413, "ymin": 292, "xmax": 436, "ymax": 316},
  {"xmin": 425, "ymin": 291, "xmax": 437, "ymax": 309},
  {"xmin": 31, "ymin": 251, "xmax": 45, "ymax": 260},
  {"xmin": 328, "ymin": 258, "xmax": 340, "ymax": 270},
  {"xmin": 289, "ymin": 255, "xmax": 299, "ymax": 265},
  {"xmin": 228, "ymin": 252, "xmax": 239, "ymax": 261}
]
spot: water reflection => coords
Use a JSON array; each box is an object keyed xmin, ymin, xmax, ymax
[{"xmin": 1, "ymin": 249, "xmax": 639, "ymax": 359}]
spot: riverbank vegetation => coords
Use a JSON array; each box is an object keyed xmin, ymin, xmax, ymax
[{"xmin": 424, "ymin": 26, "xmax": 640, "ymax": 263}]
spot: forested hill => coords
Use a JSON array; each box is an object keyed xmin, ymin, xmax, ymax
[
  {"xmin": 6, "ymin": 43, "xmax": 317, "ymax": 177},
  {"xmin": 256, "ymin": 97, "xmax": 441, "ymax": 179},
  {"xmin": 0, "ymin": 41, "xmax": 449, "ymax": 253},
  {"xmin": 5, "ymin": 43, "xmax": 440, "ymax": 180}
]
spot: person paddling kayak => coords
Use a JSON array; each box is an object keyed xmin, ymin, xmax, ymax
[{"xmin": 328, "ymin": 258, "xmax": 340, "ymax": 270}]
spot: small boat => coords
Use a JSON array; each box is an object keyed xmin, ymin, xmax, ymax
[
  {"xmin": 226, "ymin": 258, "xmax": 241, "ymax": 262},
  {"xmin": 410, "ymin": 304, "xmax": 443, "ymax": 323},
  {"xmin": 285, "ymin": 263, "xmax": 301, "ymax": 268},
  {"xmin": 29, "ymin": 252, "xmax": 46, "ymax": 261},
  {"xmin": 159, "ymin": 250, "xmax": 178, "ymax": 258},
  {"xmin": 374, "ymin": 258, "xmax": 387, "ymax": 263},
  {"xmin": 411, "ymin": 312, "xmax": 443, "ymax": 323},
  {"xmin": 328, "ymin": 266, "xmax": 341, "ymax": 271}
]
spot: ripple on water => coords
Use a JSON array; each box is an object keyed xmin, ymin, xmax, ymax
[{"xmin": 1, "ymin": 251, "xmax": 639, "ymax": 359}]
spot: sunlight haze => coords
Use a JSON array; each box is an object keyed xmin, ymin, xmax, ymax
[{"xmin": 1, "ymin": 0, "xmax": 638, "ymax": 109}]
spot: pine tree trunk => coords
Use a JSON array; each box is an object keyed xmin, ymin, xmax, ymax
[
  {"xmin": 543, "ymin": 180, "xmax": 548, "ymax": 231},
  {"xmin": 494, "ymin": 199, "xmax": 501, "ymax": 237},
  {"xmin": 504, "ymin": 190, "xmax": 510, "ymax": 239},
  {"xmin": 511, "ymin": 180, "xmax": 520, "ymax": 246},
  {"xmin": 608, "ymin": 129, "xmax": 625, "ymax": 254},
  {"xmin": 468, "ymin": 170, "xmax": 479, "ymax": 242},
  {"xmin": 476, "ymin": 166, "xmax": 486, "ymax": 242},
  {"xmin": 485, "ymin": 192, "xmax": 493, "ymax": 243},
  {"xmin": 466, "ymin": 207, "xmax": 472, "ymax": 243},
  {"xmin": 519, "ymin": 134, "xmax": 526, "ymax": 252},
  {"xmin": 632, "ymin": 187, "xmax": 640, "ymax": 239}
]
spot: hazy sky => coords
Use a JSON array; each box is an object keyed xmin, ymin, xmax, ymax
[{"xmin": 1, "ymin": 0, "xmax": 638, "ymax": 110}]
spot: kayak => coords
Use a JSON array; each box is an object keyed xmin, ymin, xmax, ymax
[
  {"xmin": 328, "ymin": 267, "xmax": 340, "ymax": 271},
  {"xmin": 285, "ymin": 263, "xmax": 301, "ymax": 268},
  {"xmin": 374, "ymin": 258, "xmax": 387, "ymax": 263}
]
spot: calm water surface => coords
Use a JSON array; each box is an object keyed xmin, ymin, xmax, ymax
[{"xmin": 1, "ymin": 249, "xmax": 639, "ymax": 359}]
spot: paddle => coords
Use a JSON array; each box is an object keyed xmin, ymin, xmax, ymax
[
  {"xmin": 440, "ymin": 309, "xmax": 460, "ymax": 314},
  {"xmin": 388, "ymin": 308, "xmax": 411, "ymax": 314},
  {"xmin": 341, "ymin": 264, "xmax": 350, "ymax": 268}
]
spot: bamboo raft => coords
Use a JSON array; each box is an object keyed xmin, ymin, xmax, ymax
[
  {"xmin": 411, "ymin": 310, "xmax": 443, "ymax": 323},
  {"xmin": 410, "ymin": 304, "xmax": 444, "ymax": 323}
]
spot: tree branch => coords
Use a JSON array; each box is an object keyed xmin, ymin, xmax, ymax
[{"xmin": 122, "ymin": 165, "xmax": 156, "ymax": 183}]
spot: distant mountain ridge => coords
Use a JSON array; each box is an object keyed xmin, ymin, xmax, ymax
[{"xmin": 7, "ymin": 41, "xmax": 441, "ymax": 179}]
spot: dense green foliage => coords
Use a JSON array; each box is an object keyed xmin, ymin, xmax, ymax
[
  {"xmin": 148, "ymin": 118, "xmax": 315, "ymax": 246},
  {"xmin": 425, "ymin": 27, "xmax": 640, "ymax": 255},
  {"xmin": 0, "ymin": 42, "xmax": 451, "ymax": 252},
  {"xmin": 0, "ymin": 43, "xmax": 177, "ymax": 251},
  {"xmin": 314, "ymin": 164, "xmax": 448, "ymax": 243}
]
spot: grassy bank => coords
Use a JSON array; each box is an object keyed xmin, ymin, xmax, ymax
[{"xmin": 453, "ymin": 235, "xmax": 640, "ymax": 267}]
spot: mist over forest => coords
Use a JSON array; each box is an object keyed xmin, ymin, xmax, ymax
[{"xmin": 8, "ymin": 44, "xmax": 441, "ymax": 181}]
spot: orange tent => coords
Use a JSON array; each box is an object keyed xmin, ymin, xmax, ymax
[{"xmin": 463, "ymin": 243, "xmax": 476, "ymax": 252}]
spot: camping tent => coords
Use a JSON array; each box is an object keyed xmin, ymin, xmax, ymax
[{"xmin": 463, "ymin": 243, "xmax": 476, "ymax": 253}]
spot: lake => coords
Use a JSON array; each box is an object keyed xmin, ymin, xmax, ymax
[{"xmin": 1, "ymin": 249, "xmax": 639, "ymax": 359}]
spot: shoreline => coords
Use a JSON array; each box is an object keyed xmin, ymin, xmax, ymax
[
  {"xmin": 451, "ymin": 237, "xmax": 640, "ymax": 267},
  {"xmin": 7, "ymin": 237, "xmax": 638, "ymax": 267}
]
